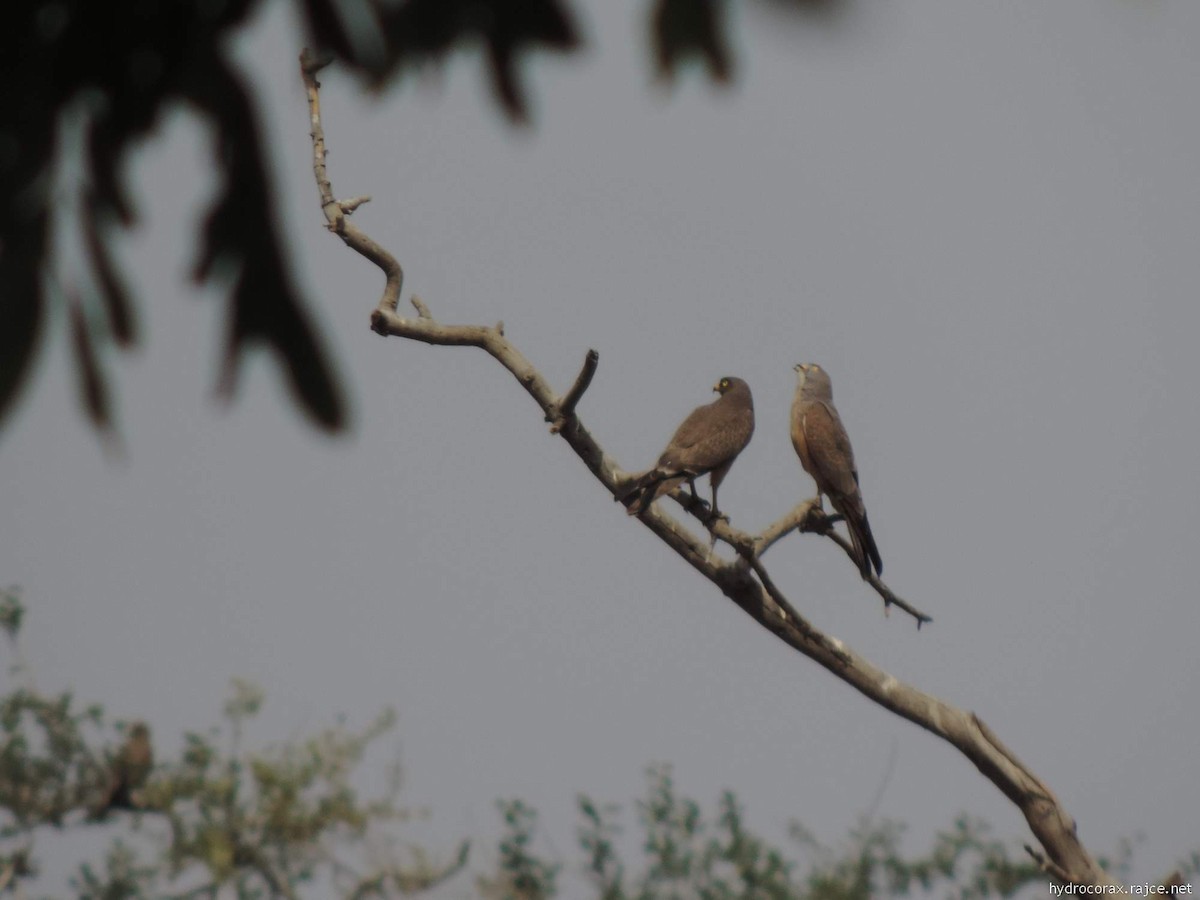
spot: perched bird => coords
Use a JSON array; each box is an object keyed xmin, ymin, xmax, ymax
[
  {"xmin": 91, "ymin": 722, "xmax": 153, "ymax": 819},
  {"xmin": 790, "ymin": 363, "xmax": 882, "ymax": 578},
  {"xmin": 621, "ymin": 376, "xmax": 755, "ymax": 518}
]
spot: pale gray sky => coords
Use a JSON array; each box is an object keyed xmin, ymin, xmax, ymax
[{"xmin": 4, "ymin": 0, "xmax": 1199, "ymax": 893}]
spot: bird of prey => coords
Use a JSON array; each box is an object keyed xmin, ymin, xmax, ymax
[
  {"xmin": 790, "ymin": 363, "xmax": 882, "ymax": 578},
  {"xmin": 621, "ymin": 376, "xmax": 755, "ymax": 518},
  {"xmin": 91, "ymin": 722, "xmax": 153, "ymax": 819}
]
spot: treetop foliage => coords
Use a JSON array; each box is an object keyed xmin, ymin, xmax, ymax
[{"xmin": 3, "ymin": 588, "xmax": 1160, "ymax": 898}]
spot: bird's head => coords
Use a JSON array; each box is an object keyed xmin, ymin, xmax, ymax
[
  {"xmin": 794, "ymin": 363, "xmax": 832, "ymax": 400},
  {"xmin": 713, "ymin": 376, "xmax": 743, "ymax": 395}
]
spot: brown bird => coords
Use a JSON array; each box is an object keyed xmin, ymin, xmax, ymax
[
  {"xmin": 791, "ymin": 363, "xmax": 882, "ymax": 578},
  {"xmin": 621, "ymin": 376, "xmax": 755, "ymax": 518},
  {"xmin": 91, "ymin": 722, "xmax": 153, "ymax": 819}
]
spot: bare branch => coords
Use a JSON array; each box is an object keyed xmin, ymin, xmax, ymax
[
  {"xmin": 679, "ymin": 491, "xmax": 931, "ymax": 626},
  {"xmin": 756, "ymin": 499, "xmax": 820, "ymax": 555},
  {"xmin": 338, "ymin": 195, "xmax": 371, "ymax": 214},
  {"xmin": 763, "ymin": 501, "xmax": 932, "ymax": 626},
  {"xmin": 549, "ymin": 348, "xmax": 599, "ymax": 434},
  {"xmin": 300, "ymin": 49, "xmax": 403, "ymax": 317},
  {"xmin": 297, "ymin": 50, "xmax": 1120, "ymax": 891},
  {"xmin": 816, "ymin": 526, "xmax": 932, "ymax": 626}
]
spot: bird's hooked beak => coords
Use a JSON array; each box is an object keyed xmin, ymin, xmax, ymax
[{"xmin": 712, "ymin": 381, "xmax": 722, "ymax": 394}]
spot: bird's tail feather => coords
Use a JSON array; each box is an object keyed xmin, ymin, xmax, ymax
[
  {"xmin": 846, "ymin": 512, "xmax": 883, "ymax": 579},
  {"xmin": 615, "ymin": 470, "xmax": 652, "ymax": 504},
  {"xmin": 623, "ymin": 473, "xmax": 685, "ymax": 516}
]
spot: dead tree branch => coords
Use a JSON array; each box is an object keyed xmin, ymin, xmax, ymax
[
  {"xmin": 298, "ymin": 51, "xmax": 1118, "ymax": 891},
  {"xmin": 549, "ymin": 349, "xmax": 599, "ymax": 434},
  {"xmin": 731, "ymin": 498, "xmax": 930, "ymax": 626}
]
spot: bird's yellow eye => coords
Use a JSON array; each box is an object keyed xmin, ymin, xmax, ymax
[{"xmin": 720, "ymin": 378, "xmax": 729, "ymax": 389}]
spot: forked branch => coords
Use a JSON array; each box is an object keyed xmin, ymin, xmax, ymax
[{"xmin": 298, "ymin": 51, "xmax": 1119, "ymax": 891}]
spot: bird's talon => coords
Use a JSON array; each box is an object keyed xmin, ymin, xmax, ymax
[{"xmin": 797, "ymin": 501, "xmax": 829, "ymax": 533}]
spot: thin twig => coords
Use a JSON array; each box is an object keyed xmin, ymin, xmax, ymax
[
  {"xmin": 299, "ymin": 49, "xmax": 403, "ymax": 316},
  {"xmin": 756, "ymin": 500, "xmax": 819, "ymax": 555},
  {"xmin": 338, "ymin": 195, "xmax": 371, "ymax": 214},
  {"xmin": 821, "ymin": 529, "xmax": 932, "ymax": 626}
]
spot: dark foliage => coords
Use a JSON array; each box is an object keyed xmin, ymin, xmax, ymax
[
  {"xmin": 0, "ymin": 0, "xmax": 348, "ymax": 435},
  {"xmin": 0, "ymin": 0, "xmax": 836, "ymax": 440}
]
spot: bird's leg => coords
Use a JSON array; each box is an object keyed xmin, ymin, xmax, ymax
[
  {"xmin": 702, "ymin": 488, "xmax": 731, "ymax": 551},
  {"xmin": 707, "ymin": 486, "xmax": 728, "ymax": 524},
  {"xmin": 685, "ymin": 476, "xmax": 714, "ymax": 515}
]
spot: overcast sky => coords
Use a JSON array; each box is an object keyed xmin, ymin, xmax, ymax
[{"xmin": 4, "ymin": 0, "xmax": 1199, "ymax": 894}]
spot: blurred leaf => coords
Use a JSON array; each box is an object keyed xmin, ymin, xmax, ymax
[
  {"xmin": 0, "ymin": 291, "xmax": 43, "ymax": 432},
  {"xmin": 186, "ymin": 51, "xmax": 347, "ymax": 432},
  {"xmin": 301, "ymin": 0, "xmax": 387, "ymax": 74},
  {"xmin": 82, "ymin": 193, "xmax": 137, "ymax": 347},
  {"xmin": 67, "ymin": 292, "xmax": 114, "ymax": 435},
  {"xmin": 380, "ymin": 0, "xmax": 580, "ymax": 122},
  {"xmin": 651, "ymin": 0, "xmax": 732, "ymax": 84},
  {"xmin": 757, "ymin": 0, "xmax": 848, "ymax": 19},
  {"xmin": 223, "ymin": 679, "xmax": 264, "ymax": 724},
  {"xmin": 0, "ymin": 587, "xmax": 24, "ymax": 641}
]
